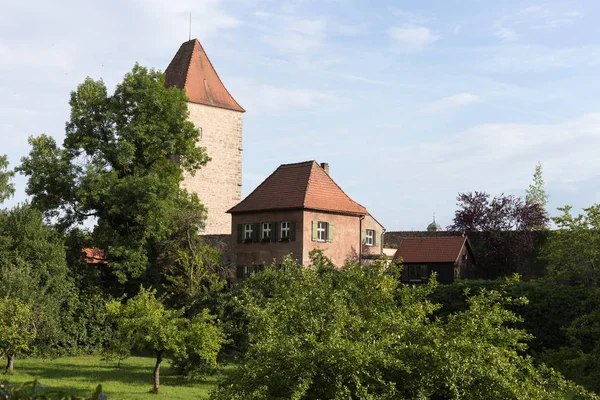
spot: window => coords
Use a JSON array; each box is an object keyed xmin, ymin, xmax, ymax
[
  {"xmin": 244, "ymin": 224, "xmax": 253, "ymax": 240},
  {"xmin": 317, "ymin": 221, "xmax": 328, "ymax": 242},
  {"xmin": 262, "ymin": 222, "xmax": 271, "ymax": 240},
  {"xmin": 281, "ymin": 221, "xmax": 290, "ymax": 239},
  {"xmin": 365, "ymin": 229, "xmax": 375, "ymax": 246},
  {"xmin": 408, "ymin": 265, "xmax": 429, "ymax": 283}
]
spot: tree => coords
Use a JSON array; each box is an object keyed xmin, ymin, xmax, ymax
[
  {"xmin": 0, "ymin": 298, "xmax": 36, "ymax": 373},
  {"xmin": 211, "ymin": 254, "xmax": 593, "ymax": 400},
  {"xmin": 0, "ymin": 155, "xmax": 14, "ymax": 204},
  {"xmin": 18, "ymin": 64, "xmax": 210, "ymax": 290},
  {"xmin": 106, "ymin": 287, "xmax": 225, "ymax": 393},
  {"xmin": 544, "ymin": 204, "xmax": 600, "ymax": 285},
  {"xmin": 448, "ymin": 192, "xmax": 549, "ymax": 278},
  {"xmin": 526, "ymin": 162, "xmax": 549, "ymax": 213},
  {"xmin": 0, "ymin": 204, "xmax": 75, "ymax": 364}
]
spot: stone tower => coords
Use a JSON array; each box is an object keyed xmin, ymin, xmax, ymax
[{"xmin": 165, "ymin": 39, "xmax": 244, "ymax": 234}]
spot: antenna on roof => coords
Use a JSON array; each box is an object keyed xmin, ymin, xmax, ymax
[{"xmin": 189, "ymin": 12, "xmax": 192, "ymax": 41}]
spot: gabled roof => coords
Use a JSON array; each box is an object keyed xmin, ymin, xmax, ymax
[
  {"xmin": 393, "ymin": 237, "xmax": 472, "ymax": 264},
  {"xmin": 165, "ymin": 39, "xmax": 245, "ymax": 112},
  {"xmin": 228, "ymin": 161, "xmax": 368, "ymax": 215}
]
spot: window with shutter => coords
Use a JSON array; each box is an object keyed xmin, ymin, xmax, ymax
[
  {"xmin": 271, "ymin": 221, "xmax": 278, "ymax": 242},
  {"xmin": 290, "ymin": 221, "xmax": 296, "ymax": 241},
  {"xmin": 237, "ymin": 224, "xmax": 243, "ymax": 243}
]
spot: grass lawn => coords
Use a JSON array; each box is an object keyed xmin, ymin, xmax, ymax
[{"xmin": 0, "ymin": 355, "xmax": 233, "ymax": 399}]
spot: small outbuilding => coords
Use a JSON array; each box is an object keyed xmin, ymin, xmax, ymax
[{"xmin": 393, "ymin": 236, "xmax": 475, "ymax": 284}]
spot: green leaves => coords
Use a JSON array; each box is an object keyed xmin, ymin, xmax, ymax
[
  {"xmin": 544, "ymin": 204, "xmax": 600, "ymax": 285},
  {"xmin": 0, "ymin": 298, "xmax": 36, "ymax": 357},
  {"xmin": 18, "ymin": 63, "xmax": 210, "ymax": 288},
  {"xmin": 0, "ymin": 155, "xmax": 15, "ymax": 204},
  {"xmin": 212, "ymin": 256, "xmax": 595, "ymax": 400}
]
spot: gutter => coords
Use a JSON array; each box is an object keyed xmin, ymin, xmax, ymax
[
  {"xmin": 359, "ymin": 215, "xmax": 365, "ymax": 262},
  {"xmin": 381, "ymin": 228, "xmax": 386, "ymax": 256}
]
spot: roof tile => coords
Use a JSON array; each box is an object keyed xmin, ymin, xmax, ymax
[
  {"xmin": 165, "ymin": 39, "xmax": 244, "ymax": 112},
  {"xmin": 393, "ymin": 237, "xmax": 467, "ymax": 263},
  {"xmin": 228, "ymin": 161, "xmax": 367, "ymax": 215}
]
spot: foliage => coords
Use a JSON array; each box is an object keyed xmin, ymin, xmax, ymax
[
  {"xmin": 526, "ymin": 161, "xmax": 549, "ymax": 213},
  {"xmin": 106, "ymin": 288, "xmax": 225, "ymax": 392},
  {"xmin": 0, "ymin": 204, "xmax": 75, "ymax": 361},
  {"xmin": 0, "ymin": 155, "xmax": 14, "ymax": 204},
  {"xmin": 211, "ymin": 254, "xmax": 592, "ymax": 400},
  {"xmin": 0, "ymin": 381, "xmax": 105, "ymax": 400},
  {"xmin": 18, "ymin": 64, "xmax": 209, "ymax": 289},
  {"xmin": 0, "ymin": 298, "xmax": 36, "ymax": 371},
  {"xmin": 544, "ymin": 204, "xmax": 600, "ymax": 285},
  {"xmin": 432, "ymin": 279, "xmax": 600, "ymax": 394},
  {"xmin": 448, "ymin": 191, "xmax": 549, "ymax": 278}
]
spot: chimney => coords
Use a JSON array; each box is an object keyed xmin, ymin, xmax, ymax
[{"xmin": 320, "ymin": 162, "xmax": 329, "ymax": 175}]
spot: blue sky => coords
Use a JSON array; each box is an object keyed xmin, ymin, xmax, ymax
[{"xmin": 1, "ymin": 0, "xmax": 599, "ymax": 230}]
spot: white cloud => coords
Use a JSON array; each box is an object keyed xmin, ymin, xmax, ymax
[
  {"xmin": 388, "ymin": 25, "xmax": 439, "ymax": 48},
  {"xmin": 229, "ymin": 78, "xmax": 341, "ymax": 114},
  {"xmin": 378, "ymin": 113, "xmax": 600, "ymax": 193},
  {"xmin": 493, "ymin": 4, "xmax": 583, "ymax": 42},
  {"xmin": 420, "ymin": 93, "xmax": 480, "ymax": 113}
]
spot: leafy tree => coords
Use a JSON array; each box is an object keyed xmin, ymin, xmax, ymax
[
  {"xmin": 0, "ymin": 204, "xmax": 75, "ymax": 364},
  {"xmin": 211, "ymin": 254, "xmax": 593, "ymax": 400},
  {"xmin": 544, "ymin": 204, "xmax": 600, "ymax": 285},
  {"xmin": 448, "ymin": 191, "xmax": 548, "ymax": 278},
  {"xmin": 106, "ymin": 287, "xmax": 225, "ymax": 393},
  {"xmin": 526, "ymin": 161, "xmax": 549, "ymax": 213},
  {"xmin": 0, "ymin": 155, "xmax": 14, "ymax": 204},
  {"xmin": 18, "ymin": 64, "xmax": 209, "ymax": 290},
  {"xmin": 0, "ymin": 298, "xmax": 36, "ymax": 373}
]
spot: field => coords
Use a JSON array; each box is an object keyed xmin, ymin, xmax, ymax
[{"xmin": 0, "ymin": 355, "xmax": 231, "ymax": 399}]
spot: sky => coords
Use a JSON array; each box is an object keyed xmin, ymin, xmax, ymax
[{"xmin": 1, "ymin": 0, "xmax": 600, "ymax": 230}]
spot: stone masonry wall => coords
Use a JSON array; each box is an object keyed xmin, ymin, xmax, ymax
[{"xmin": 182, "ymin": 102, "xmax": 243, "ymax": 235}]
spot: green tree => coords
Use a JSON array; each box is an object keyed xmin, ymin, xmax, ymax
[
  {"xmin": 526, "ymin": 161, "xmax": 549, "ymax": 213},
  {"xmin": 544, "ymin": 204, "xmax": 600, "ymax": 285},
  {"xmin": 212, "ymin": 253, "xmax": 594, "ymax": 400},
  {"xmin": 106, "ymin": 287, "xmax": 225, "ymax": 393},
  {"xmin": 0, "ymin": 298, "xmax": 36, "ymax": 373},
  {"xmin": 18, "ymin": 64, "xmax": 210, "ymax": 290},
  {"xmin": 0, "ymin": 204, "xmax": 75, "ymax": 364},
  {"xmin": 0, "ymin": 155, "xmax": 14, "ymax": 204}
]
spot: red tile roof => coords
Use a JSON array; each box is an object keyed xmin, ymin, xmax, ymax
[
  {"xmin": 83, "ymin": 248, "xmax": 107, "ymax": 264},
  {"xmin": 393, "ymin": 237, "xmax": 468, "ymax": 263},
  {"xmin": 165, "ymin": 39, "xmax": 245, "ymax": 112},
  {"xmin": 228, "ymin": 161, "xmax": 368, "ymax": 215}
]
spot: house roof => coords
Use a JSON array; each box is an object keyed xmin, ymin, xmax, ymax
[
  {"xmin": 393, "ymin": 237, "xmax": 470, "ymax": 264},
  {"xmin": 83, "ymin": 248, "xmax": 107, "ymax": 265},
  {"xmin": 164, "ymin": 39, "xmax": 245, "ymax": 112},
  {"xmin": 227, "ymin": 161, "xmax": 368, "ymax": 215}
]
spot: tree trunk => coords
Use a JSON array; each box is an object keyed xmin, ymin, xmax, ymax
[
  {"xmin": 152, "ymin": 351, "xmax": 162, "ymax": 393},
  {"xmin": 6, "ymin": 353, "xmax": 14, "ymax": 373}
]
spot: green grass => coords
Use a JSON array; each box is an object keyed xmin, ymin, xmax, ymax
[{"xmin": 0, "ymin": 355, "xmax": 233, "ymax": 399}]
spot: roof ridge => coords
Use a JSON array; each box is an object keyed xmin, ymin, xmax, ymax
[
  {"xmin": 302, "ymin": 161, "xmax": 319, "ymax": 208},
  {"xmin": 279, "ymin": 160, "xmax": 316, "ymax": 168},
  {"xmin": 193, "ymin": 39, "xmax": 245, "ymax": 113},
  {"xmin": 313, "ymin": 162, "xmax": 366, "ymax": 213}
]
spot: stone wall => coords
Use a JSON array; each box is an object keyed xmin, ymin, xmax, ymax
[{"xmin": 182, "ymin": 102, "xmax": 243, "ymax": 235}]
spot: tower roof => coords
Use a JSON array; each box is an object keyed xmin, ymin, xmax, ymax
[
  {"xmin": 227, "ymin": 161, "xmax": 368, "ymax": 215},
  {"xmin": 165, "ymin": 39, "xmax": 245, "ymax": 112}
]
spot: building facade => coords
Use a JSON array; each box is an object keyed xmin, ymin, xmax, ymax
[
  {"xmin": 228, "ymin": 161, "xmax": 385, "ymax": 278},
  {"xmin": 165, "ymin": 39, "xmax": 244, "ymax": 235}
]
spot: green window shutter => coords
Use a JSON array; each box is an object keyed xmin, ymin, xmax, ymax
[
  {"xmin": 252, "ymin": 223, "xmax": 259, "ymax": 242},
  {"xmin": 328, "ymin": 223, "xmax": 334, "ymax": 243},
  {"xmin": 312, "ymin": 221, "xmax": 318, "ymax": 241},
  {"xmin": 237, "ymin": 224, "xmax": 243, "ymax": 243},
  {"xmin": 271, "ymin": 221, "xmax": 278, "ymax": 242},
  {"xmin": 373, "ymin": 231, "xmax": 378, "ymax": 246},
  {"xmin": 361, "ymin": 230, "xmax": 366, "ymax": 244},
  {"xmin": 290, "ymin": 221, "xmax": 296, "ymax": 241}
]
